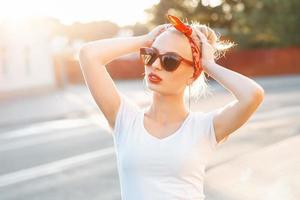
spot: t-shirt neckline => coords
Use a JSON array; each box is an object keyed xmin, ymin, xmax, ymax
[{"xmin": 140, "ymin": 111, "xmax": 193, "ymax": 142}]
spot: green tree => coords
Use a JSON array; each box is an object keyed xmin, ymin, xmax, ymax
[{"xmin": 145, "ymin": 0, "xmax": 300, "ymax": 48}]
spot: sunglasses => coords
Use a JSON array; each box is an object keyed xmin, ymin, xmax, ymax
[{"xmin": 140, "ymin": 47, "xmax": 194, "ymax": 72}]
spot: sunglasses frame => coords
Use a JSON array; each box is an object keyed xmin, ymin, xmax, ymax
[{"xmin": 140, "ymin": 47, "xmax": 194, "ymax": 72}]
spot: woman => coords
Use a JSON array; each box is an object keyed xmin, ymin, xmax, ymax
[{"xmin": 79, "ymin": 14, "xmax": 264, "ymax": 200}]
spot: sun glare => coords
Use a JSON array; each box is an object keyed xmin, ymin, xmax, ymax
[{"xmin": 0, "ymin": 0, "xmax": 160, "ymax": 26}]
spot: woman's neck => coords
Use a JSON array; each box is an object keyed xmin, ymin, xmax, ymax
[{"xmin": 145, "ymin": 92, "xmax": 189, "ymax": 125}]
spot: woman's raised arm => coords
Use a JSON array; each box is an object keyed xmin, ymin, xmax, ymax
[
  {"xmin": 78, "ymin": 35, "xmax": 148, "ymax": 130},
  {"xmin": 195, "ymin": 30, "xmax": 265, "ymax": 144}
]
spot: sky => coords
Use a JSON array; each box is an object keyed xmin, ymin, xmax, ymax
[
  {"xmin": 0, "ymin": 0, "xmax": 160, "ymax": 26},
  {"xmin": 0, "ymin": 0, "xmax": 222, "ymax": 26}
]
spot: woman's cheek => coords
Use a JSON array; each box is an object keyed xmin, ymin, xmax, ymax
[{"xmin": 168, "ymin": 75, "xmax": 186, "ymax": 91}]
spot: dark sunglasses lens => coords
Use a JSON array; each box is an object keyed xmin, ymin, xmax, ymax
[
  {"xmin": 140, "ymin": 48, "xmax": 156, "ymax": 65},
  {"xmin": 161, "ymin": 54, "xmax": 180, "ymax": 71}
]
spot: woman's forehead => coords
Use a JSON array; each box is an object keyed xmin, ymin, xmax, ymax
[{"xmin": 152, "ymin": 29, "xmax": 192, "ymax": 59}]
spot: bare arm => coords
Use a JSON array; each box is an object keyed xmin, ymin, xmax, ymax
[
  {"xmin": 195, "ymin": 30, "xmax": 264, "ymax": 144},
  {"xmin": 78, "ymin": 35, "xmax": 148, "ymax": 129},
  {"xmin": 204, "ymin": 62, "xmax": 264, "ymax": 143}
]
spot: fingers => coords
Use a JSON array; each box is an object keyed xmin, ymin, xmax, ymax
[
  {"xmin": 153, "ymin": 25, "xmax": 167, "ymax": 38},
  {"xmin": 193, "ymin": 28, "xmax": 208, "ymax": 44},
  {"xmin": 193, "ymin": 28, "xmax": 216, "ymax": 63}
]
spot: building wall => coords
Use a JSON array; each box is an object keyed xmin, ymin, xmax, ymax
[
  {"xmin": 217, "ymin": 46, "xmax": 300, "ymax": 77},
  {"xmin": 0, "ymin": 23, "xmax": 55, "ymax": 96}
]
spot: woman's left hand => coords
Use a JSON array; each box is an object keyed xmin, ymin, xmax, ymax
[{"xmin": 194, "ymin": 29, "xmax": 216, "ymax": 71}]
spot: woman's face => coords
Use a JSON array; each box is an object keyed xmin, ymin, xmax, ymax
[{"xmin": 144, "ymin": 28, "xmax": 195, "ymax": 96}]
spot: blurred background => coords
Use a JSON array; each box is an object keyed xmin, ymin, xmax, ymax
[{"xmin": 0, "ymin": 0, "xmax": 299, "ymax": 199}]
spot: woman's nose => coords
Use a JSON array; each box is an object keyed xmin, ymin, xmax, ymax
[{"xmin": 151, "ymin": 58, "xmax": 162, "ymax": 70}]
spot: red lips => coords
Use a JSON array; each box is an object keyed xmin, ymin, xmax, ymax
[{"xmin": 148, "ymin": 72, "xmax": 162, "ymax": 83}]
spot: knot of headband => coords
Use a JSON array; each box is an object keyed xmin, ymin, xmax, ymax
[{"xmin": 153, "ymin": 14, "xmax": 203, "ymax": 79}]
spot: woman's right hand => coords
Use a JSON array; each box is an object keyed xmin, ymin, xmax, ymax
[{"xmin": 143, "ymin": 24, "xmax": 169, "ymax": 47}]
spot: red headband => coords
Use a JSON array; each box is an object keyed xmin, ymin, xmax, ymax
[{"xmin": 153, "ymin": 14, "xmax": 203, "ymax": 79}]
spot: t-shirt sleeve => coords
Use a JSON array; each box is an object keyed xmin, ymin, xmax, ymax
[
  {"xmin": 112, "ymin": 94, "xmax": 140, "ymax": 145},
  {"xmin": 199, "ymin": 108, "xmax": 223, "ymax": 150},
  {"xmin": 204, "ymin": 109, "xmax": 220, "ymax": 150}
]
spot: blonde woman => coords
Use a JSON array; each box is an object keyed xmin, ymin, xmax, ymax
[{"xmin": 79, "ymin": 14, "xmax": 264, "ymax": 200}]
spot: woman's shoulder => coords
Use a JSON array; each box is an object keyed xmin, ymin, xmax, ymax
[
  {"xmin": 112, "ymin": 94, "xmax": 141, "ymax": 137},
  {"xmin": 191, "ymin": 110, "xmax": 209, "ymax": 119},
  {"xmin": 193, "ymin": 108, "xmax": 222, "ymax": 117},
  {"xmin": 119, "ymin": 94, "xmax": 142, "ymax": 113},
  {"xmin": 190, "ymin": 109, "xmax": 222, "ymax": 149}
]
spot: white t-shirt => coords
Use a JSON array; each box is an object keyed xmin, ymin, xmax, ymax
[{"xmin": 112, "ymin": 95, "xmax": 221, "ymax": 200}]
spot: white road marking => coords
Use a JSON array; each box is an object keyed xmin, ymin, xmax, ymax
[
  {"xmin": 0, "ymin": 126, "xmax": 99, "ymax": 152},
  {"xmin": 0, "ymin": 147, "xmax": 115, "ymax": 187},
  {"xmin": 0, "ymin": 118, "xmax": 95, "ymax": 140}
]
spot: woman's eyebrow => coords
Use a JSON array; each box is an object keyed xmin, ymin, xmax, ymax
[
  {"xmin": 151, "ymin": 46, "xmax": 169, "ymax": 54},
  {"xmin": 151, "ymin": 46, "xmax": 161, "ymax": 53},
  {"xmin": 152, "ymin": 46, "xmax": 185, "ymax": 57}
]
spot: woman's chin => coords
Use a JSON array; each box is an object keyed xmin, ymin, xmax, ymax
[{"xmin": 147, "ymin": 83, "xmax": 160, "ymax": 92}]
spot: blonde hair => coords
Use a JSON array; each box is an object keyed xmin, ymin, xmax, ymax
[{"xmin": 191, "ymin": 22, "xmax": 235, "ymax": 60}]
